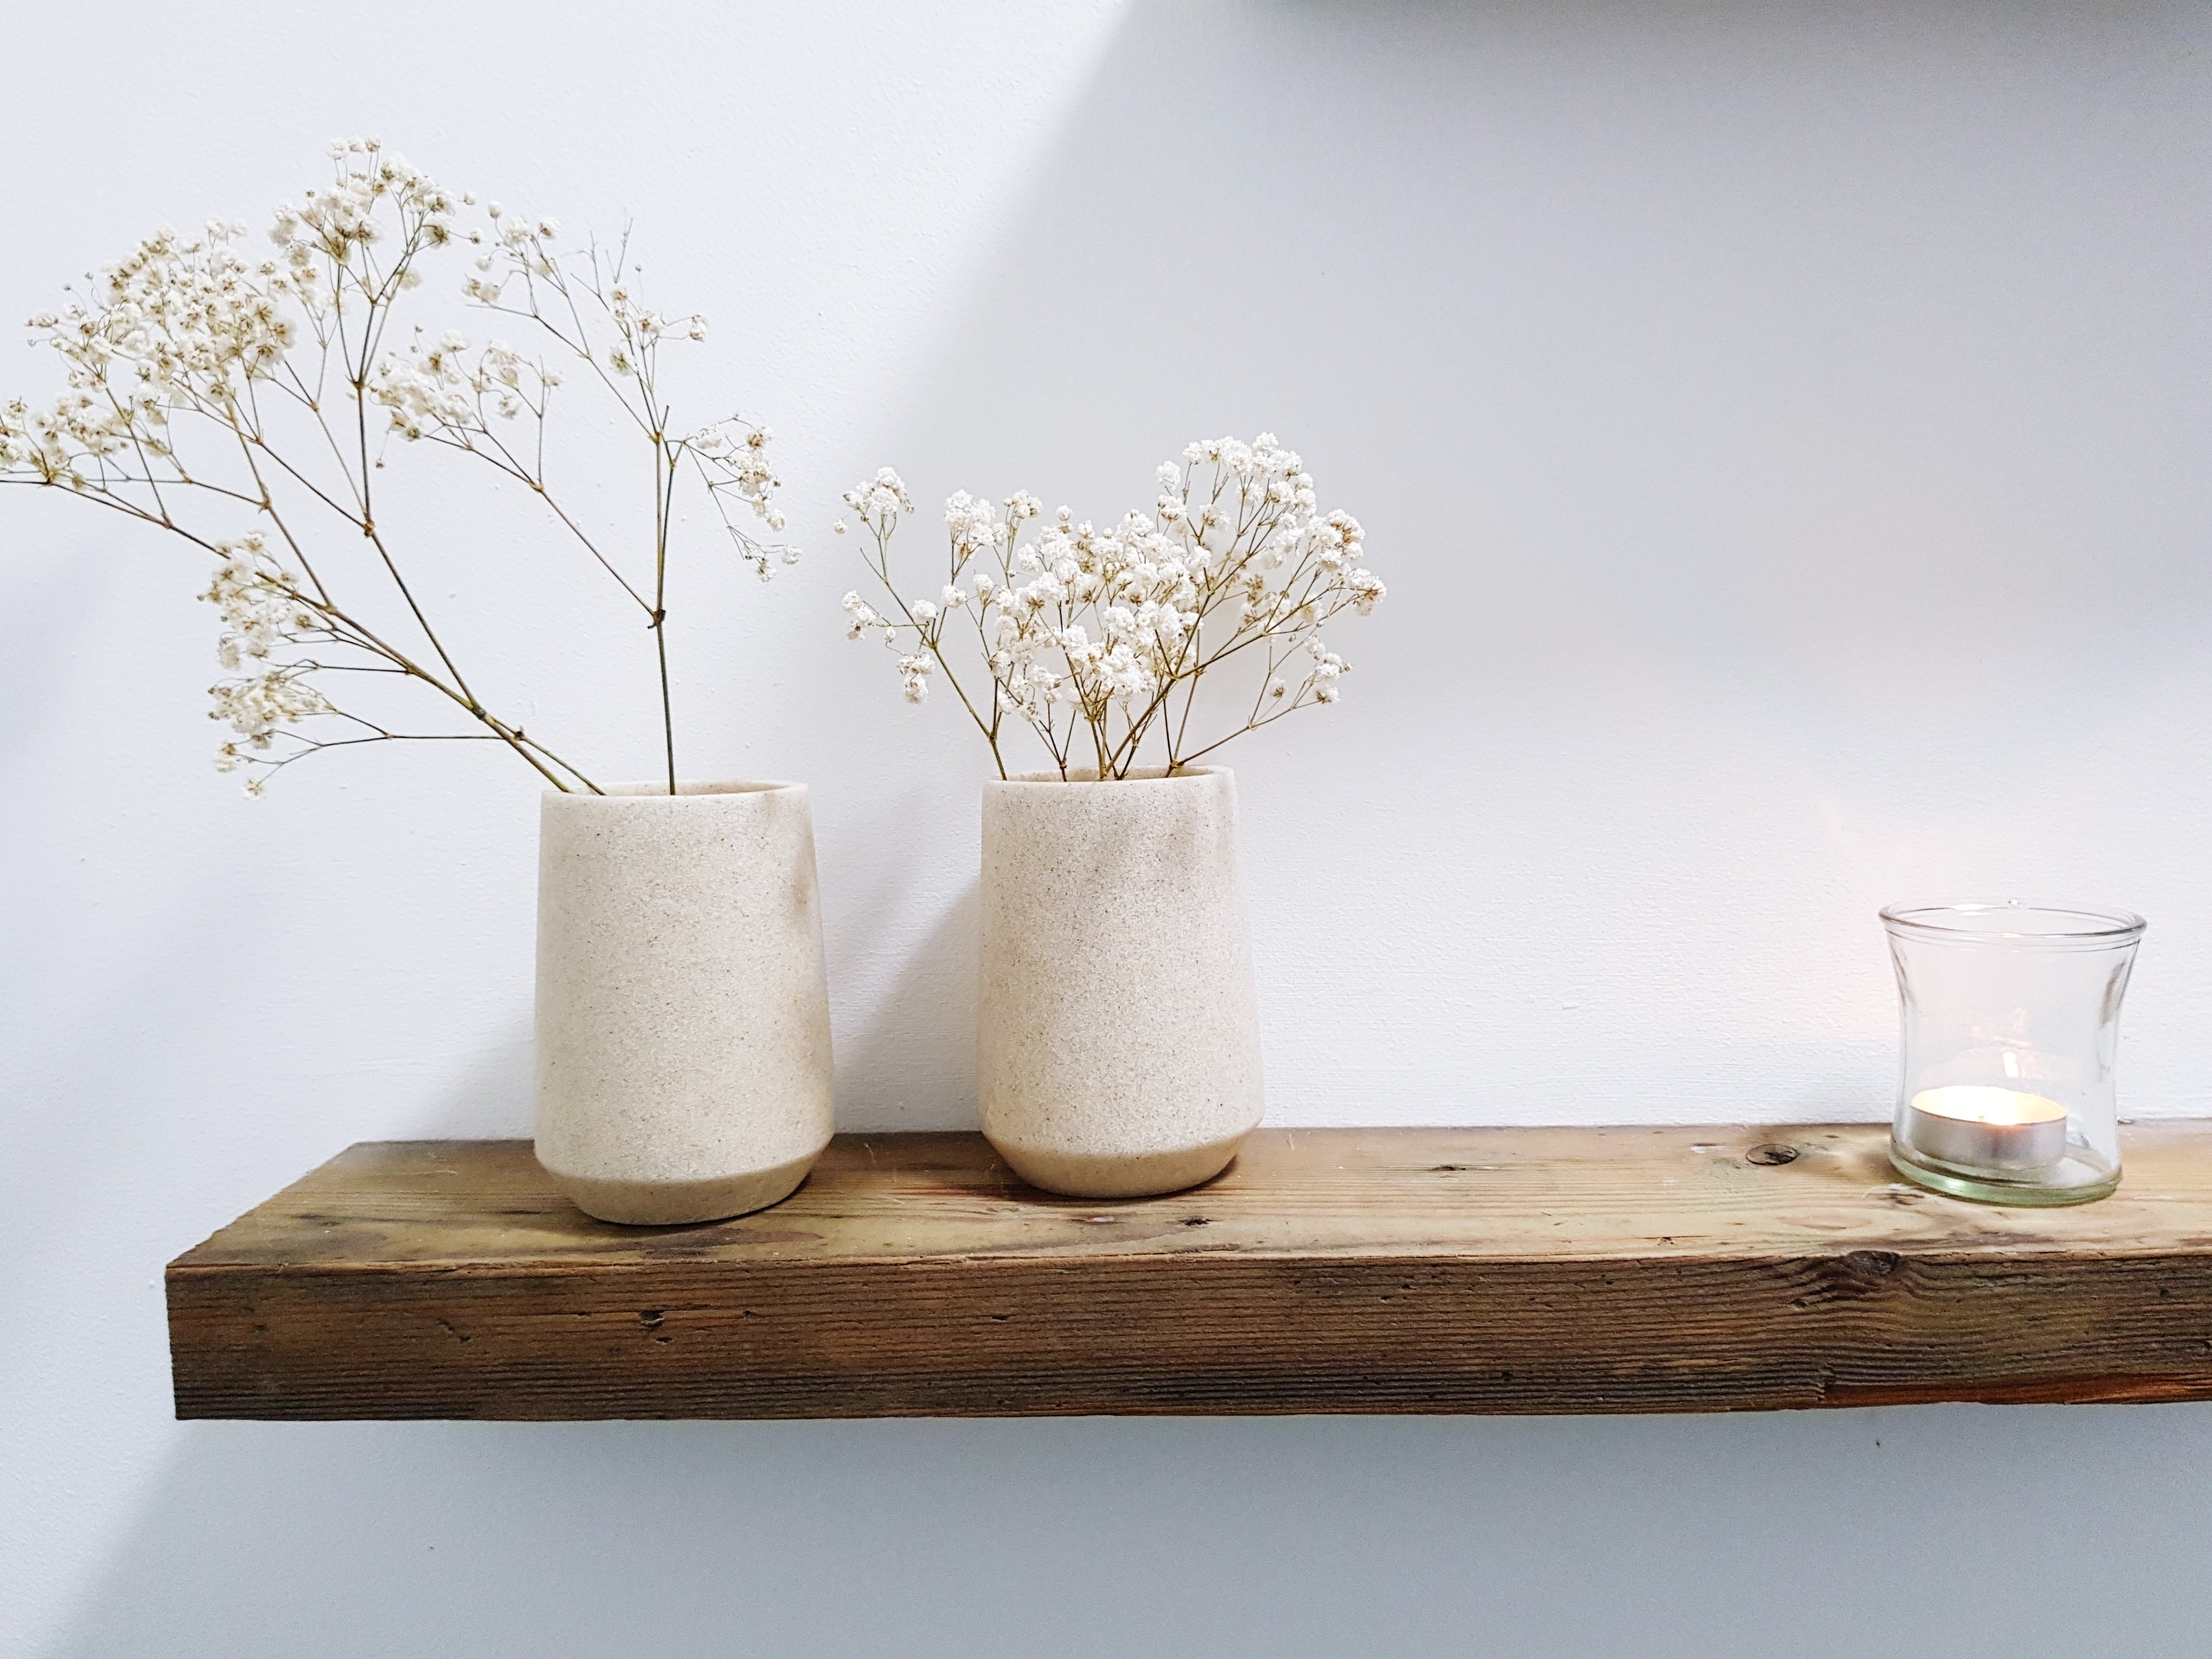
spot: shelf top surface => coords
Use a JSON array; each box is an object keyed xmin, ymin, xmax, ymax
[{"xmin": 172, "ymin": 1122, "xmax": 2212, "ymax": 1273}]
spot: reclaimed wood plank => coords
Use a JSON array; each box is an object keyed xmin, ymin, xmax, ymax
[{"xmin": 166, "ymin": 1124, "xmax": 2212, "ymax": 1419}]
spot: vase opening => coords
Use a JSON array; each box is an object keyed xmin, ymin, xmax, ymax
[{"xmin": 580, "ymin": 779, "xmax": 799, "ymax": 799}]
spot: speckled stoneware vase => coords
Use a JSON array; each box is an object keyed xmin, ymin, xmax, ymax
[
  {"xmin": 535, "ymin": 781, "xmax": 834, "ymax": 1224},
  {"xmin": 979, "ymin": 766, "xmax": 1265, "ymax": 1198}
]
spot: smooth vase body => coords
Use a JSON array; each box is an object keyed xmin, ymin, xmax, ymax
[
  {"xmin": 535, "ymin": 782, "xmax": 834, "ymax": 1224},
  {"xmin": 979, "ymin": 766, "xmax": 1264, "ymax": 1198}
]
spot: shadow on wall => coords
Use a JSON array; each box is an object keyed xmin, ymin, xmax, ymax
[
  {"xmin": 402, "ymin": 1022, "xmax": 537, "ymax": 1140},
  {"xmin": 829, "ymin": 877, "xmax": 981, "ymax": 1133},
  {"xmin": 41, "ymin": 1405, "xmax": 2212, "ymax": 1659},
  {"xmin": 385, "ymin": 883, "xmax": 984, "ymax": 1143},
  {"xmin": 809, "ymin": 0, "xmax": 2212, "ymax": 1126},
  {"xmin": 808, "ymin": 762, "xmax": 985, "ymax": 1131},
  {"xmin": 878, "ymin": 0, "xmax": 2209, "ymax": 697}
]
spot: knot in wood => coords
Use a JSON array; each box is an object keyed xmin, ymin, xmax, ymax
[
  {"xmin": 1841, "ymin": 1250, "xmax": 1901, "ymax": 1281},
  {"xmin": 1746, "ymin": 1143, "xmax": 1799, "ymax": 1166},
  {"xmin": 1796, "ymin": 1248, "xmax": 1906, "ymax": 1307}
]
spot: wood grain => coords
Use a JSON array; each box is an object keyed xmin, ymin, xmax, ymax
[{"xmin": 166, "ymin": 1124, "xmax": 2212, "ymax": 1419}]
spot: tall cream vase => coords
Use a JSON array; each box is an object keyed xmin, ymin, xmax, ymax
[
  {"xmin": 535, "ymin": 781, "xmax": 835, "ymax": 1224},
  {"xmin": 979, "ymin": 766, "xmax": 1265, "ymax": 1198}
]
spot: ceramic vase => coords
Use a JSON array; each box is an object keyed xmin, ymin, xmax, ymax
[
  {"xmin": 535, "ymin": 781, "xmax": 834, "ymax": 1224},
  {"xmin": 979, "ymin": 766, "xmax": 1265, "ymax": 1198}
]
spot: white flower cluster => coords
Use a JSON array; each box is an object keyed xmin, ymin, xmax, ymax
[
  {"xmin": 199, "ymin": 535, "xmax": 334, "ymax": 791},
  {"xmin": 370, "ymin": 329, "xmax": 558, "ymax": 437},
  {"xmin": 4, "ymin": 138, "xmax": 798, "ymax": 797},
  {"xmin": 0, "ymin": 145, "xmax": 453, "ymax": 484},
  {"xmin": 838, "ymin": 466, "xmax": 915, "ymax": 538},
  {"xmin": 0, "ymin": 219, "xmax": 304, "ymax": 485},
  {"xmin": 62, "ymin": 221, "xmax": 297, "ymax": 384},
  {"xmin": 270, "ymin": 139, "xmax": 462, "ymax": 278},
  {"xmin": 0, "ymin": 386, "xmax": 158, "ymax": 479},
  {"xmin": 840, "ymin": 435, "xmax": 1384, "ymax": 777},
  {"xmin": 7, "ymin": 142, "xmax": 463, "ymax": 489},
  {"xmin": 462, "ymin": 201, "xmax": 563, "ymax": 303},
  {"xmin": 686, "ymin": 420, "xmax": 795, "ymax": 572}
]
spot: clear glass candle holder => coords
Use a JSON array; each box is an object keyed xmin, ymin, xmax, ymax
[{"xmin": 1883, "ymin": 900, "xmax": 2146, "ymax": 1206}]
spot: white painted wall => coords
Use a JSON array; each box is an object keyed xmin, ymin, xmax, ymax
[{"xmin": 4, "ymin": 2, "xmax": 2209, "ymax": 1653}]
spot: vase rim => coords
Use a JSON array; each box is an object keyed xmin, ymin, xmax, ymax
[
  {"xmin": 991, "ymin": 765, "xmax": 1230, "ymax": 787},
  {"xmin": 1880, "ymin": 899, "xmax": 2146, "ymax": 946},
  {"xmin": 542, "ymin": 780, "xmax": 804, "ymax": 801}
]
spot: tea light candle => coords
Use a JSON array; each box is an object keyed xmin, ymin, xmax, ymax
[{"xmin": 1905, "ymin": 1086, "xmax": 2069, "ymax": 1172}]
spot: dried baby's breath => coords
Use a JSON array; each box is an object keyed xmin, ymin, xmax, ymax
[
  {"xmin": 840, "ymin": 436, "xmax": 1383, "ymax": 778},
  {"xmin": 2, "ymin": 139, "xmax": 794, "ymax": 795}
]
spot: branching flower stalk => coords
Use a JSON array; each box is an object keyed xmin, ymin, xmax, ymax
[
  {"xmin": 0, "ymin": 139, "xmax": 795, "ymax": 795},
  {"xmin": 838, "ymin": 435, "xmax": 1384, "ymax": 780}
]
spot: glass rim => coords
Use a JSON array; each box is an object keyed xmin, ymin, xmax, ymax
[{"xmin": 1880, "ymin": 899, "xmax": 2146, "ymax": 945}]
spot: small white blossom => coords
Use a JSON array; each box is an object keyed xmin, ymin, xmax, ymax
[
  {"xmin": 197, "ymin": 534, "xmax": 336, "ymax": 771},
  {"xmin": 843, "ymin": 467, "xmax": 914, "ymax": 536}
]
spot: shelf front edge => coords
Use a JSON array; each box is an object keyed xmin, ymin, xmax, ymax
[{"xmin": 165, "ymin": 1124, "xmax": 2212, "ymax": 1420}]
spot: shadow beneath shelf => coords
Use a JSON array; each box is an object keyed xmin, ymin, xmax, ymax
[{"xmin": 42, "ymin": 1403, "xmax": 2212, "ymax": 1659}]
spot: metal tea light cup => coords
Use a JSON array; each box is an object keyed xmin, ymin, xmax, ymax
[{"xmin": 1882, "ymin": 901, "xmax": 2146, "ymax": 1206}]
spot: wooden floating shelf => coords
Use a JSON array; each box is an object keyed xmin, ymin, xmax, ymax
[{"xmin": 166, "ymin": 1124, "xmax": 2212, "ymax": 1420}]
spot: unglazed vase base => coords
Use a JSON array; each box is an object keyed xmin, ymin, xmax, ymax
[
  {"xmin": 990, "ymin": 1133, "xmax": 1249, "ymax": 1199},
  {"xmin": 551, "ymin": 1151, "xmax": 820, "ymax": 1225}
]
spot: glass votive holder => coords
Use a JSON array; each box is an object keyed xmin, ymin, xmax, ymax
[{"xmin": 1882, "ymin": 900, "xmax": 2146, "ymax": 1206}]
